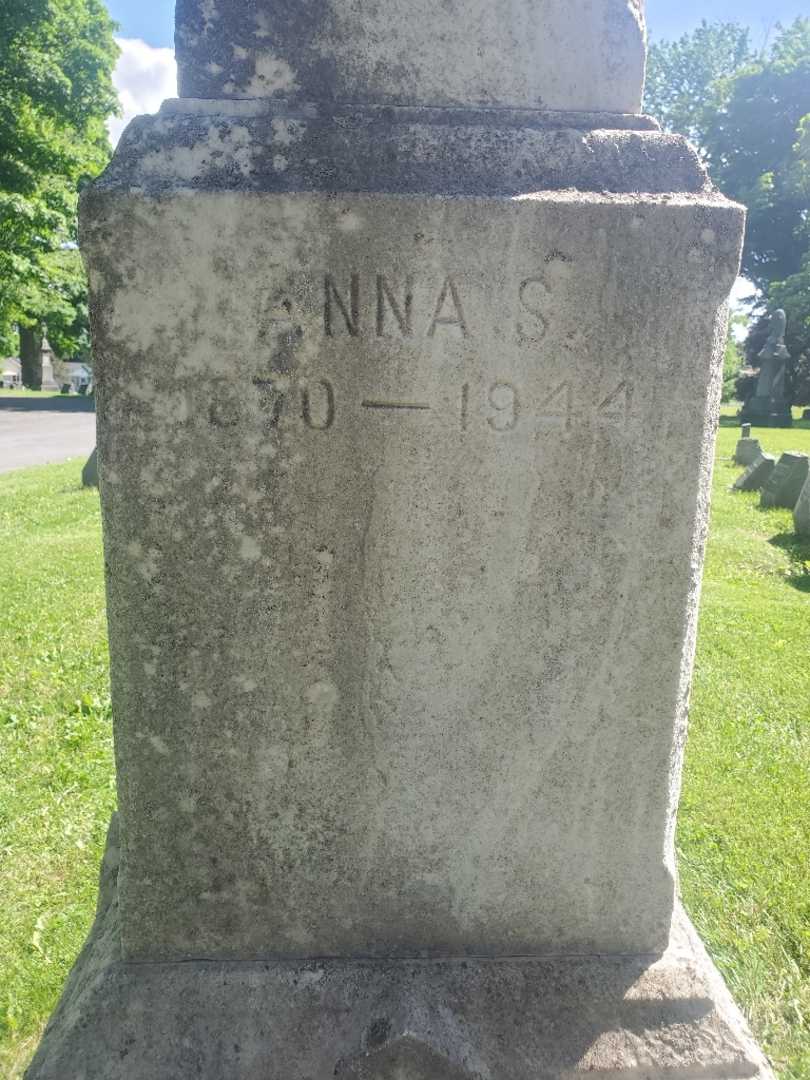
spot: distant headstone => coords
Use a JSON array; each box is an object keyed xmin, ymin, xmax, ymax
[
  {"xmin": 40, "ymin": 338, "xmax": 60, "ymax": 392},
  {"xmin": 760, "ymin": 452, "xmax": 809, "ymax": 509},
  {"xmin": 27, "ymin": 3, "xmax": 769, "ymax": 1079},
  {"xmin": 733, "ymin": 453, "xmax": 777, "ymax": 492},
  {"xmin": 734, "ymin": 436, "xmax": 762, "ymax": 466},
  {"xmin": 81, "ymin": 447, "xmax": 99, "ymax": 488},
  {"xmin": 741, "ymin": 423, "xmax": 752, "ymax": 438},
  {"xmin": 794, "ymin": 473, "xmax": 810, "ymax": 536},
  {"xmin": 740, "ymin": 310, "xmax": 793, "ymax": 428}
]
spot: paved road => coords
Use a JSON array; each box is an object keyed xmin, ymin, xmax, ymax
[{"xmin": 0, "ymin": 395, "xmax": 96, "ymax": 474}]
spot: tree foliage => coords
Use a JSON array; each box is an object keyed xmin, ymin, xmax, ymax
[
  {"xmin": 707, "ymin": 20, "xmax": 810, "ymax": 290},
  {"xmin": 644, "ymin": 22, "xmax": 753, "ymax": 150},
  {"xmin": 646, "ymin": 20, "xmax": 810, "ymax": 405},
  {"xmin": 0, "ymin": 0, "xmax": 118, "ymax": 371}
]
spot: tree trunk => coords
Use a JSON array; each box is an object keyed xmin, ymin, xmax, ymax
[{"xmin": 20, "ymin": 324, "xmax": 43, "ymax": 390}]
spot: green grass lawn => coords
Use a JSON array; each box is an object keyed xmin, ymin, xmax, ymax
[{"xmin": 0, "ymin": 422, "xmax": 808, "ymax": 1077}]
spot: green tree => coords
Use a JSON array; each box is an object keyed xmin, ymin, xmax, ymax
[
  {"xmin": 0, "ymin": 0, "xmax": 118, "ymax": 385},
  {"xmin": 647, "ymin": 20, "xmax": 810, "ymax": 407},
  {"xmin": 721, "ymin": 315, "xmax": 746, "ymax": 403},
  {"xmin": 707, "ymin": 20, "xmax": 810, "ymax": 290},
  {"xmin": 644, "ymin": 21, "xmax": 753, "ymax": 150}
]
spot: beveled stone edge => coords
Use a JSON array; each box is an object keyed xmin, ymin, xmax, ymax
[
  {"xmin": 88, "ymin": 111, "xmax": 713, "ymax": 199},
  {"xmin": 160, "ymin": 97, "xmax": 660, "ymax": 131}
]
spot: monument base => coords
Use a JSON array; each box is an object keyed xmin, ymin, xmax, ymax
[
  {"xmin": 740, "ymin": 396, "xmax": 793, "ymax": 428},
  {"xmin": 27, "ymin": 818, "xmax": 772, "ymax": 1080}
]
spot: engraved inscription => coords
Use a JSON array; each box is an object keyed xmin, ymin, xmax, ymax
[
  {"xmin": 598, "ymin": 381, "xmax": 634, "ymax": 424},
  {"xmin": 252, "ymin": 377, "xmax": 285, "ymax": 427},
  {"xmin": 321, "ymin": 273, "xmax": 468, "ymax": 339},
  {"xmin": 427, "ymin": 277, "xmax": 469, "ymax": 339},
  {"xmin": 487, "ymin": 382, "xmax": 519, "ymax": 431},
  {"xmin": 376, "ymin": 275, "xmax": 413, "ymax": 337},
  {"xmin": 239, "ymin": 378, "xmax": 635, "ymax": 435},
  {"xmin": 362, "ymin": 400, "xmax": 431, "ymax": 412},
  {"xmin": 517, "ymin": 253, "xmax": 572, "ymax": 342},
  {"xmin": 537, "ymin": 380, "xmax": 573, "ymax": 433},
  {"xmin": 252, "ymin": 377, "xmax": 336, "ymax": 431},
  {"xmin": 302, "ymin": 379, "xmax": 336, "ymax": 430},
  {"xmin": 324, "ymin": 274, "xmax": 360, "ymax": 337}
]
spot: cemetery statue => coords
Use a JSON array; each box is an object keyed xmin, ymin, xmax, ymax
[
  {"xmin": 756, "ymin": 310, "xmax": 790, "ymax": 399},
  {"xmin": 741, "ymin": 308, "xmax": 793, "ymax": 428},
  {"xmin": 26, "ymin": 2, "xmax": 772, "ymax": 1078}
]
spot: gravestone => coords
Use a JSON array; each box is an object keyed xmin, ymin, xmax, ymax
[
  {"xmin": 81, "ymin": 447, "xmax": 99, "ymax": 488},
  {"xmin": 733, "ymin": 453, "xmax": 777, "ymax": 492},
  {"xmin": 735, "ymin": 435, "xmax": 762, "ymax": 466},
  {"xmin": 742, "ymin": 423, "xmax": 752, "ymax": 438},
  {"xmin": 794, "ymin": 473, "xmax": 810, "ymax": 536},
  {"xmin": 28, "ymin": 2, "xmax": 770, "ymax": 1078},
  {"xmin": 761, "ymin": 451, "xmax": 810, "ymax": 509},
  {"xmin": 39, "ymin": 338, "xmax": 60, "ymax": 392},
  {"xmin": 740, "ymin": 310, "xmax": 793, "ymax": 428}
]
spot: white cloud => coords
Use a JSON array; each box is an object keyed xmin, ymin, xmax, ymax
[{"xmin": 109, "ymin": 37, "xmax": 177, "ymax": 147}]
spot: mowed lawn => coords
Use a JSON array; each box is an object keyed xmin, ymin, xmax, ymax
[{"xmin": 1, "ymin": 420, "xmax": 809, "ymax": 1078}]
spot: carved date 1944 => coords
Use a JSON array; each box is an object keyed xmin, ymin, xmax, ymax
[{"xmin": 243, "ymin": 377, "xmax": 633, "ymax": 434}]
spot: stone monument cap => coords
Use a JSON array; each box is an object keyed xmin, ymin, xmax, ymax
[{"xmin": 175, "ymin": 0, "xmax": 647, "ymax": 114}]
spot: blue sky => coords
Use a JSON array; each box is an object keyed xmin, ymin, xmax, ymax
[{"xmin": 103, "ymin": 0, "xmax": 809, "ymax": 49}]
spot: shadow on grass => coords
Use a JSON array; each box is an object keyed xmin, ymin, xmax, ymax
[
  {"xmin": 0, "ymin": 395, "xmax": 94, "ymax": 413},
  {"xmin": 769, "ymin": 531, "xmax": 810, "ymax": 592},
  {"xmin": 717, "ymin": 414, "xmax": 810, "ymax": 431}
]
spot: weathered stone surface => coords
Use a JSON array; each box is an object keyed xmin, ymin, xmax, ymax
[
  {"xmin": 79, "ymin": 181, "xmax": 742, "ymax": 963},
  {"xmin": 735, "ymin": 436, "xmax": 762, "ymax": 467},
  {"xmin": 760, "ymin": 451, "xmax": 809, "ymax": 509},
  {"xmin": 99, "ymin": 101, "xmax": 708, "ymax": 199},
  {"xmin": 794, "ymin": 473, "xmax": 810, "ymax": 536},
  {"xmin": 733, "ymin": 453, "xmax": 777, "ymax": 492},
  {"xmin": 30, "ymin": 2, "xmax": 764, "ymax": 1076},
  {"xmin": 81, "ymin": 446, "xmax": 99, "ymax": 488},
  {"xmin": 175, "ymin": 0, "xmax": 647, "ymax": 114},
  {"xmin": 25, "ymin": 818, "xmax": 774, "ymax": 1080}
]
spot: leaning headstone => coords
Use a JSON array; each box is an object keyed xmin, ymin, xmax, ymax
[
  {"xmin": 733, "ymin": 453, "xmax": 777, "ymax": 492},
  {"xmin": 760, "ymin": 451, "xmax": 809, "ymax": 509},
  {"xmin": 735, "ymin": 435, "xmax": 762, "ymax": 466},
  {"xmin": 794, "ymin": 473, "xmax": 810, "ymax": 536},
  {"xmin": 28, "ymin": 3, "xmax": 770, "ymax": 1078},
  {"xmin": 81, "ymin": 447, "xmax": 99, "ymax": 488}
]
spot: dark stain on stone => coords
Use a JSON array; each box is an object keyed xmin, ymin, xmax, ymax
[{"xmin": 365, "ymin": 1016, "xmax": 392, "ymax": 1049}]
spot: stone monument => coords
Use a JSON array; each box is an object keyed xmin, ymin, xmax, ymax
[
  {"xmin": 81, "ymin": 447, "xmax": 99, "ymax": 488},
  {"xmin": 794, "ymin": 472, "xmax": 810, "ymax": 536},
  {"xmin": 28, "ymin": 2, "xmax": 770, "ymax": 1077},
  {"xmin": 39, "ymin": 337, "xmax": 60, "ymax": 392},
  {"xmin": 741, "ymin": 309, "xmax": 793, "ymax": 428},
  {"xmin": 735, "ymin": 426, "xmax": 762, "ymax": 466},
  {"xmin": 734, "ymin": 453, "xmax": 778, "ymax": 493},
  {"xmin": 760, "ymin": 451, "xmax": 809, "ymax": 509}
]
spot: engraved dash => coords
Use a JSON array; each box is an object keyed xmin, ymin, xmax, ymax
[{"xmin": 362, "ymin": 401, "xmax": 434, "ymax": 408}]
